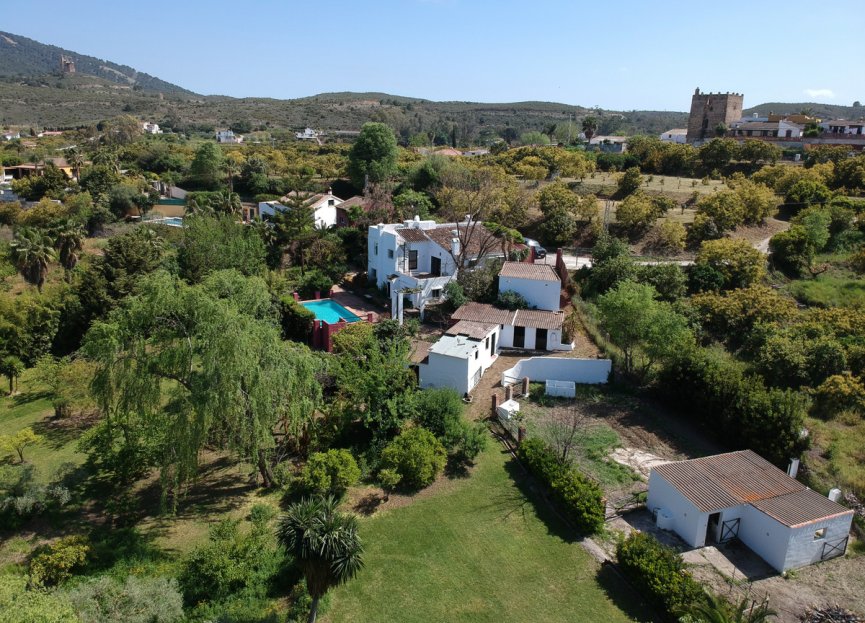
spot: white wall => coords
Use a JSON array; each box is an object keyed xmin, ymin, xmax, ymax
[
  {"xmin": 498, "ymin": 276, "xmax": 560, "ymax": 311},
  {"xmin": 420, "ymin": 353, "xmax": 470, "ymax": 395},
  {"xmin": 737, "ymin": 505, "xmax": 791, "ymax": 572},
  {"xmin": 501, "ymin": 357, "xmax": 611, "ymax": 386},
  {"xmin": 647, "ymin": 472, "xmax": 709, "ymax": 547},
  {"xmin": 782, "ymin": 513, "xmax": 853, "ymax": 570}
]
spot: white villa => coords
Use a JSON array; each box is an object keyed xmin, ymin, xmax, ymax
[
  {"xmin": 256, "ymin": 192, "xmax": 344, "ymax": 229},
  {"xmin": 296, "ymin": 127, "xmax": 322, "ymax": 140},
  {"xmin": 418, "ymin": 321, "xmax": 500, "ymax": 395},
  {"xmin": 216, "ymin": 130, "xmax": 243, "ymax": 144},
  {"xmin": 659, "ymin": 129, "xmax": 687, "ymax": 144},
  {"xmin": 368, "ymin": 217, "xmax": 505, "ymax": 319},
  {"xmin": 648, "ymin": 450, "xmax": 853, "ymax": 572},
  {"xmin": 142, "ymin": 122, "xmax": 162, "ymax": 134}
]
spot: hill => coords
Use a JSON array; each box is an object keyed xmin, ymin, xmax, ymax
[
  {"xmin": 744, "ymin": 101, "xmax": 863, "ymax": 120},
  {"xmin": 0, "ymin": 30, "xmax": 194, "ymax": 95}
]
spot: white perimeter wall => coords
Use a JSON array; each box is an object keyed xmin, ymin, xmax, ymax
[
  {"xmin": 502, "ymin": 357, "xmax": 610, "ymax": 386},
  {"xmin": 498, "ymin": 275, "xmax": 560, "ymax": 311}
]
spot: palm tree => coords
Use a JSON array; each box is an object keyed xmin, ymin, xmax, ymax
[
  {"xmin": 582, "ymin": 116, "xmax": 598, "ymax": 141},
  {"xmin": 277, "ymin": 496, "xmax": 364, "ymax": 623},
  {"xmin": 52, "ymin": 220, "xmax": 85, "ymax": 279},
  {"xmin": 64, "ymin": 147, "xmax": 85, "ymax": 180},
  {"xmin": 690, "ymin": 591, "xmax": 777, "ymax": 623},
  {"xmin": 9, "ymin": 227, "xmax": 56, "ymax": 292},
  {"xmin": 224, "ymin": 159, "xmax": 240, "ymax": 193},
  {"xmin": 214, "ymin": 190, "xmax": 242, "ymax": 218}
]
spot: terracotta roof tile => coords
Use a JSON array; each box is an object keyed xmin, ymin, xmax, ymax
[
  {"xmin": 445, "ymin": 320, "xmax": 497, "ymax": 340},
  {"xmin": 499, "ymin": 262, "xmax": 560, "ymax": 282},
  {"xmin": 451, "ymin": 303, "xmax": 515, "ymax": 326},
  {"xmin": 395, "ymin": 228, "xmax": 429, "ymax": 243},
  {"xmin": 513, "ymin": 309, "xmax": 564, "ymax": 330}
]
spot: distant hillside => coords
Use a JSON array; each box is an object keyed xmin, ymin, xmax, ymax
[
  {"xmin": 0, "ymin": 31, "xmax": 195, "ymax": 95},
  {"xmin": 744, "ymin": 102, "xmax": 863, "ymax": 121}
]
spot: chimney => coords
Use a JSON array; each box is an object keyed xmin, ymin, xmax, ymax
[
  {"xmin": 451, "ymin": 237, "xmax": 460, "ymax": 257},
  {"xmin": 828, "ymin": 488, "xmax": 842, "ymax": 503},
  {"xmin": 465, "ymin": 214, "xmax": 471, "ymax": 223},
  {"xmin": 787, "ymin": 458, "xmax": 800, "ymax": 479}
]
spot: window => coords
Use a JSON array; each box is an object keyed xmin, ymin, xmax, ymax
[
  {"xmin": 474, "ymin": 350, "xmax": 479, "ymax": 360},
  {"xmin": 409, "ymin": 250, "xmax": 418, "ymax": 271},
  {"xmin": 374, "ymin": 243, "xmax": 378, "ymax": 255},
  {"xmin": 328, "ymin": 199, "xmax": 335, "ymax": 206},
  {"xmin": 431, "ymin": 288, "xmax": 442, "ymax": 299},
  {"xmin": 814, "ymin": 528, "xmax": 826, "ymax": 540},
  {"xmin": 388, "ymin": 249, "xmax": 394, "ymax": 259}
]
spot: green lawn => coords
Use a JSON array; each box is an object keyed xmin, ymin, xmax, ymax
[
  {"xmin": 788, "ymin": 274, "xmax": 865, "ymax": 308},
  {"xmin": 0, "ymin": 370, "xmax": 86, "ymax": 488},
  {"xmin": 325, "ymin": 444, "xmax": 648, "ymax": 623}
]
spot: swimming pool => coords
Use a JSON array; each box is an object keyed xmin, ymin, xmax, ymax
[{"xmin": 301, "ymin": 299, "xmax": 362, "ymax": 324}]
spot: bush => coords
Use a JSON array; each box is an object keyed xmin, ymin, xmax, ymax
[
  {"xmin": 516, "ymin": 438, "xmax": 605, "ymax": 534},
  {"xmin": 280, "ymin": 296, "xmax": 315, "ymax": 342},
  {"xmin": 0, "ymin": 484, "xmax": 71, "ymax": 529},
  {"xmin": 811, "ymin": 373, "xmax": 865, "ymax": 420},
  {"xmin": 179, "ymin": 518, "xmax": 284, "ymax": 605},
  {"xmin": 300, "ymin": 449, "xmax": 361, "ymax": 496},
  {"xmin": 497, "ymin": 289, "xmax": 530, "ymax": 310},
  {"xmin": 29, "ymin": 535, "xmax": 90, "ymax": 588},
  {"xmin": 616, "ymin": 532, "xmax": 703, "ymax": 616},
  {"xmin": 0, "ymin": 572, "xmax": 77, "ymax": 623},
  {"xmin": 379, "ymin": 427, "xmax": 446, "ymax": 489},
  {"xmin": 412, "ymin": 389, "xmax": 487, "ymax": 462},
  {"xmin": 67, "ymin": 575, "xmax": 184, "ymax": 623}
]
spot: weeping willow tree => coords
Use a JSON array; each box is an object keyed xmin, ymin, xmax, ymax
[{"xmin": 82, "ymin": 269, "xmax": 320, "ymax": 508}]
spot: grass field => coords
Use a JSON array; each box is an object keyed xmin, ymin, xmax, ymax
[{"xmin": 324, "ymin": 444, "xmax": 648, "ymax": 623}]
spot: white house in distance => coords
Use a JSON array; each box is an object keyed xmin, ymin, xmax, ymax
[
  {"xmin": 296, "ymin": 127, "xmax": 322, "ymax": 141},
  {"xmin": 418, "ymin": 320, "xmax": 500, "ymax": 395},
  {"xmin": 451, "ymin": 302, "xmax": 573, "ymax": 351},
  {"xmin": 142, "ymin": 122, "xmax": 162, "ymax": 135},
  {"xmin": 368, "ymin": 217, "xmax": 504, "ymax": 319},
  {"xmin": 257, "ymin": 192, "xmax": 344, "ymax": 229},
  {"xmin": 820, "ymin": 119, "xmax": 865, "ymax": 136},
  {"xmin": 498, "ymin": 262, "xmax": 561, "ymax": 311},
  {"xmin": 647, "ymin": 450, "xmax": 853, "ymax": 572},
  {"xmin": 659, "ymin": 129, "xmax": 687, "ymax": 144},
  {"xmin": 216, "ymin": 130, "xmax": 243, "ymax": 144}
]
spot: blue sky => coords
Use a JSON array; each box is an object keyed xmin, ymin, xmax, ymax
[{"xmin": 4, "ymin": 0, "xmax": 863, "ymax": 110}]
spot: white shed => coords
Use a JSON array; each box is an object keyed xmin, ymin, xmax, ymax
[
  {"xmin": 418, "ymin": 321, "xmax": 499, "ymax": 396},
  {"xmin": 498, "ymin": 262, "xmax": 561, "ymax": 311},
  {"xmin": 451, "ymin": 302, "xmax": 573, "ymax": 352},
  {"xmin": 647, "ymin": 450, "xmax": 853, "ymax": 572}
]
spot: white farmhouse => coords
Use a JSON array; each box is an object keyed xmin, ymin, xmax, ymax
[
  {"xmin": 451, "ymin": 302, "xmax": 573, "ymax": 351},
  {"xmin": 498, "ymin": 262, "xmax": 561, "ymax": 311},
  {"xmin": 296, "ymin": 127, "xmax": 322, "ymax": 140},
  {"xmin": 368, "ymin": 217, "xmax": 504, "ymax": 319},
  {"xmin": 216, "ymin": 130, "xmax": 243, "ymax": 144},
  {"xmin": 647, "ymin": 450, "xmax": 853, "ymax": 572},
  {"xmin": 659, "ymin": 129, "xmax": 687, "ymax": 144},
  {"xmin": 142, "ymin": 122, "xmax": 162, "ymax": 135},
  {"xmin": 418, "ymin": 321, "xmax": 500, "ymax": 395},
  {"xmin": 257, "ymin": 192, "xmax": 343, "ymax": 229}
]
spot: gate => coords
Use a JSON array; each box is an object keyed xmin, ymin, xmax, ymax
[
  {"xmin": 720, "ymin": 518, "xmax": 740, "ymax": 543},
  {"xmin": 821, "ymin": 537, "xmax": 848, "ymax": 561}
]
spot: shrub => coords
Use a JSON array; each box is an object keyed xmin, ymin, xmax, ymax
[
  {"xmin": 0, "ymin": 484, "xmax": 71, "ymax": 529},
  {"xmin": 300, "ymin": 449, "xmax": 361, "ymax": 496},
  {"xmin": 516, "ymin": 438, "xmax": 605, "ymax": 534},
  {"xmin": 29, "ymin": 535, "xmax": 90, "ymax": 588},
  {"xmin": 280, "ymin": 296, "xmax": 315, "ymax": 342},
  {"xmin": 179, "ymin": 518, "xmax": 284, "ymax": 605},
  {"xmin": 616, "ymin": 532, "xmax": 703, "ymax": 616},
  {"xmin": 379, "ymin": 427, "xmax": 446, "ymax": 489},
  {"xmin": 497, "ymin": 289, "xmax": 530, "ymax": 310},
  {"xmin": 412, "ymin": 389, "xmax": 487, "ymax": 462},
  {"xmin": 811, "ymin": 373, "xmax": 865, "ymax": 420},
  {"xmin": 0, "ymin": 572, "xmax": 77, "ymax": 623},
  {"xmin": 67, "ymin": 575, "xmax": 184, "ymax": 623},
  {"xmin": 695, "ymin": 239, "xmax": 765, "ymax": 290}
]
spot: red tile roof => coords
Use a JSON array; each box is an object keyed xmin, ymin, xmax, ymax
[
  {"xmin": 445, "ymin": 320, "xmax": 497, "ymax": 340},
  {"xmin": 499, "ymin": 262, "xmax": 560, "ymax": 282},
  {"xmin": 751, "ymin": 488, "xmax": 854, "ymax": 528},
  {"xmin": 451, "ymin": 302, "xmax": 515, "ymax": 326},
  {"xmin": 513, "ymin": 309, "xmax": 564, "ymax": 330}
]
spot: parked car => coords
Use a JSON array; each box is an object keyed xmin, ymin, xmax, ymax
[{"xmin": 523, "ymin": 237, "xmax": 547, "ymax": 259}]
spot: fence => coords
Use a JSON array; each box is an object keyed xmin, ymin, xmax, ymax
[{"xmin": 502, "ymin": 357, "xmax": 611, "ymax": 388}]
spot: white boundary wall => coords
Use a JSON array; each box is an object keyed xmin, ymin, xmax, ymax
[{"xmin": 502, "ymin": 357, "xmax": 611, "ymax": 387}]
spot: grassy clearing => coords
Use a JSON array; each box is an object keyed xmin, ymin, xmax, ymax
[
  {"xmin": 788, "ymin": 274, "xmax": 865, "ymax": 308},
  {"xmin": 325, "ymin": 445, "xmax": 646, "ymax": 623},
  {"xmin": 0, "ymin": 370, "xmax": 86, "ymax": 488},
  {"xmin": 806, "ymin": 416, "xmax": 865, "ymax": 498}
]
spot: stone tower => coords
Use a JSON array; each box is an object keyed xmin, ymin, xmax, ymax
[
  {"xmin": 686, "ymin": 88, "xmax": 743, "ymax": 144},
  {"xmin": 59, "ymin": 55, "xmax": 76, "ymax": 75}
]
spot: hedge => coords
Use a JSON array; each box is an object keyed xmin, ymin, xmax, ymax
[
  {"xmin": 516, "ymin": 438, "xmax": 605, "ymax": 534},
  {"xmin": 616, "ymin": 532, "xmax": 704, "ymax": 618}
]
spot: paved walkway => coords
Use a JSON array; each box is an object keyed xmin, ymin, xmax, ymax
[{"xmin": 329, "ymin": 285, "xmax": 383, "ymax": 322}]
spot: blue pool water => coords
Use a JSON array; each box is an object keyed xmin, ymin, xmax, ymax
[
  {"xmin": 301, "ymin": 299, "xmax": 362, "ymax": 324},
  {"xmin": 163, "ymin": 217, "xmax": 183, "ymax": 227}
]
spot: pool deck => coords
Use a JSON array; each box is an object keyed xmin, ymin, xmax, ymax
[{"xmin": 328, "ymin": 285, "xmax": 382, "ymax": 323}]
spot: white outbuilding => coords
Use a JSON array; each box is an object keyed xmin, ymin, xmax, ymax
[
  {"xmin": 418, "ymin": 321, "xmax": 499, "ymax": 396},
  {"xmin": 497, "ymin": 262, "xmax": 561, "ymax": 311},
  {"xmin": 647, "ymin": 450, "xmax": 853, "ymax": 572},
  {"xmin": 451, "ymin": 302, "xmax": 573, "ymax": 351}
]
